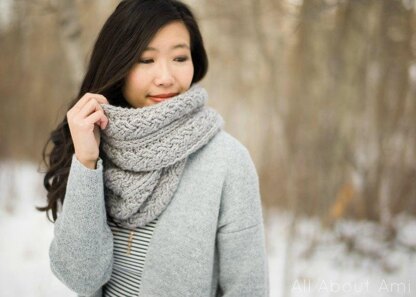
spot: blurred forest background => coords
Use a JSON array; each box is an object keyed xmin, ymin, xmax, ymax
[{"xmin": 1, "ymin": 0, "xmax": 416, "ymax": 234}]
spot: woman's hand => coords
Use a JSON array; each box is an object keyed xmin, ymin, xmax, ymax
[{"xmin": 67, "ymin": 93, "xmax": 109, "ymax": 169}]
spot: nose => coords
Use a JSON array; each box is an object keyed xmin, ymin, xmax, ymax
[{"xmin": 153, "ymin": 61, "xmax": 174, "ymax": 87}]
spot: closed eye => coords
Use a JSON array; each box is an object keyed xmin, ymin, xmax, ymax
[
  {"xmin": 174, "ymin": 56, "xmax": 189, "ymax": 62},
  {"xmin": 139, "ymin": 59, "xmax": 154, "ymax": 64}
]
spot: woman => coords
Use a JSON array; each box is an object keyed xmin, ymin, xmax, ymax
[{"xmin": 40, "ymin": 0, "xmax": 269, "ymax": 296}]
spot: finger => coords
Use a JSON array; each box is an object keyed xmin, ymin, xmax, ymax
[
  {"xmin": 78, "ymin": 98, "xmax": 104, "ymax": 119},
  {"xmin": 85, "ymin": 110, "xmax": 108, "ymax": 129},
  {"xmin": 99, "ymin": 112, "xmax": 109, "ymax": 129},
  {"xmin": 71, "ymin": 93, "xmax": 109, "ymax": 114}
]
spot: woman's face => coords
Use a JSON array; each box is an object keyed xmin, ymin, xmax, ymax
[{"xmin": 122, "ymin": 21, "xmax": 194, "ymax": 108}]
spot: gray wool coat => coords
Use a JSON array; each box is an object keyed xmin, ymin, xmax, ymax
[{"xmin": 49, "ymin": 130, "xmax": 269, "ymax": 297}]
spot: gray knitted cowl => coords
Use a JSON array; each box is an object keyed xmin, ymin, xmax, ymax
[{"xmin": 100, "ymin": 84, "xmax": 224, "ymax": 229}]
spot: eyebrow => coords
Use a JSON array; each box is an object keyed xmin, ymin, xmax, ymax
[{"xmin": 144, "ymin": 43, "xmax": 190, "ymax": 52}]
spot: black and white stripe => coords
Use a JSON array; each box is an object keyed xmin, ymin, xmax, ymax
[{"xmin": 103, "ymin": 218, "xmax": 158, "ymax": 297}]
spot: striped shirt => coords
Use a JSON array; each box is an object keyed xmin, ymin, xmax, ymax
[{"xmin": 103, "ymin": 218, "xmax": 158, "ymax": 297}]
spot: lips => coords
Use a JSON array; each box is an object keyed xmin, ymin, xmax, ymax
[{"xmin": 148, "ymin": 93, "xmax": 179, "ymax": 102}]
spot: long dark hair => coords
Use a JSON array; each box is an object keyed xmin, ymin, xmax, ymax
[{"xmin": 38, "ymin": 0, "xmax": 208, "ymax": 221}]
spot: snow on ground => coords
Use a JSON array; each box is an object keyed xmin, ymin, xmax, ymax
[
  {"xmin": 1, "ymin": 160, "xmax": 415, "ymax": 297},
  {"xmin": 266, "ymin": 212, "xmax": 416, "ymax": 297},
  {"xmin": 0, "ymin": 160, "xmax": 73, "ymax": 296}
]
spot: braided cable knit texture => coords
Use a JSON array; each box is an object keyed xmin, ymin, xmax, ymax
[{"xmin": 100, "ymin": 84, "xmax": 224, "ymax": 228}]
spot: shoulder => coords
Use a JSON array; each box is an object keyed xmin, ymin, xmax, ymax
[
  {"xmin": 187, "ymin": 129, "xmax": 258, "ymax": 183},
  {"xmin": 195, "ymin": 129, "xmax": 258, "ymax": 180},
  {"xmin": 213, "ymin": 131, "xmax": 262, "ymax": 231},
  {"xmin": 205, "ymin": 130, "xmax": 253, "ymax": 163},
  {"xmin": 213, "ymin": 130, "xmax": 248, "ymax": 151},
  {"xmin": 216, "ymin": 130, "xmax": 257, "ymax": 171}
]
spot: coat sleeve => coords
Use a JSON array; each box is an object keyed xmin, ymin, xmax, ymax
[
  {"xmin": 217, "ymin": 144, "xmax": 269, "ymax": 297},
  {"xmin": 49, "ymin": 154, "xmax": 113, "ymax": 296}
]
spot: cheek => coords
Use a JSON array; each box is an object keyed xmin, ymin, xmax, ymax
[
  {"xmin": 181, "ymin": 64, "xmax": 194, "ymax": 86},
  {"xmin": 125, "ymin": 70, "xmax": 146, "ymax": 94}
]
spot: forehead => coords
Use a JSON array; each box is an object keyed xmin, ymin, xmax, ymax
[{"xmin": 145, "ymin": 21, "xmax": 190, "ymax": 51}]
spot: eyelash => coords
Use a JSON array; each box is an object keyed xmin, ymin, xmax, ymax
[
  {"xmin": 139, "ymin": 56, "xmax": 189, "ymax": 64},
  {"xmin": 175, "ymin": 56, "xmax": 189, "ymax": 62}
]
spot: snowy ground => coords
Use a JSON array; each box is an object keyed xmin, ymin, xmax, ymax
[
  {"xmin": 1, "ymin": 160, "xmax": 415, "ymax": 297},
  {"xmin": 265, "ymin": 212, "xmax": 416, "ymax": 297}
]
